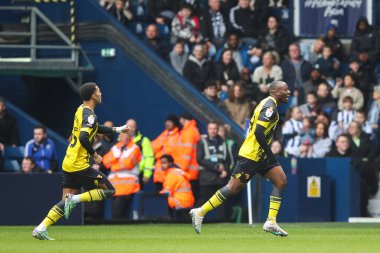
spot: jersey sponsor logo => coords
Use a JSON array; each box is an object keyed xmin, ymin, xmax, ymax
[
  {"xmin": 265, "ymin": 107, "xmax": 274, "ymax": 118},
  {"xmin": 88, "ymin": 115, "xmax": 95, "ymax": 126}
]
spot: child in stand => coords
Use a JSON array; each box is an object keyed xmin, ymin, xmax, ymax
[{"xmin": 337, "ymin": 96, "xmax": 356, "ymax": 133}]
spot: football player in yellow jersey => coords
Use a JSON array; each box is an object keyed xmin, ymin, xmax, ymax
[
  {"xmin": 32, "ymin": 82, "xmax": 130, "ymax": 240},
  {"xmin": 190, "ymin": 81, "xmax": 291, "ymax": 237}
]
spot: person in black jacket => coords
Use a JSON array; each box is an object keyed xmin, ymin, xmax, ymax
[
  {"xmin": 351, "ymin": 17, "xmax": 379, "ymax": 64},
  {"xmin": 0, "ymin": 97, "xmax": 20, "ymax": 171},
  {"xmin": 323, "ymin": 23, "xmax": 344, "ymax": 61},
  {"xmin": 256, "ymin": 15, "xmax": 293, "ymax": 58},
  {"xmin": 196, "ymin": 122, "xmax": 230, "ymax": 215},
  {"xmin": 348, "ymin": 121, "xmax": 379, "ymax": 216},
  {"xmin": 148, "ymin": 0, "xmax": 180, "ymax": 25},
  {"xmin": 215, "ymin": 48, "xmax": 240, "ymax": 85},
  {"xmin": 143, "ymin": 24, "xmax": 169, "ymax": 60},
  {"xmin": 200, "ymin": 0, "xmax": 230, "ymax": 49},
  {"xmin": 183, "ymin": 44, "xmax": 216, "ymax": 90},
  {"xmin": 229, "ymin": 0, "xmax": 259, "ymax": 39}
]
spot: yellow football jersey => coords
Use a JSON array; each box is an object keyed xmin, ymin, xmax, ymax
[
  {"xmin": 62, "ymin": 105, "xmax": 98, "ymax": 172},
  {"xmin": 238, "ymin": 96, "xmax": 279, "ymax": 161}
]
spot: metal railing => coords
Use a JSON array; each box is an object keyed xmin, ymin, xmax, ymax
[{"xmin": 0, "ymin": 6, "xmax": 91, "ymax": 70}]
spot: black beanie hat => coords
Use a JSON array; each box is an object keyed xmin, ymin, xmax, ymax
[{"xmin": 166, "ymin": 114, "xmax": 180, "ymax": 128}]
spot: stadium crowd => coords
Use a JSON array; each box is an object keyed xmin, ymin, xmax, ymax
[{"xmin": 1, "ymin": 0, "xmax": 380, "ymax": 218}]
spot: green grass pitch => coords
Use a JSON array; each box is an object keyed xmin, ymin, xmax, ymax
[{"xmin": 1, "ymin": 223, "xmax": 379, "ymax": 253}]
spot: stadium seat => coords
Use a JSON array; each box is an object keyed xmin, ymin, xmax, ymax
[
  {"xmin": 3, "ymin": 146, "xmax": 24, "ymax": 161},
  {"xmin": 376, "ymin": 63, "xmax": 380, "ymax": 84},
  {"xmin": 3, "ymin": 160, "xmax": 21, "ymax": 172}
]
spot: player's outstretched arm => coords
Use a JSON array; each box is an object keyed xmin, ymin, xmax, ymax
[{"xmin": 98, "ymin": 125, "xmax": 130, "ymax": 135}]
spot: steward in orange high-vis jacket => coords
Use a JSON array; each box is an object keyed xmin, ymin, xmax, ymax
[
  {"xmin": 151, "ymin": 115, "xmax": 180, "ymax": 189},
  {"xmin": 103, "ymin": 133, "xmax": 141, "ymax": 219},
  {"xmin": 172, "ymin": 113, "xmax": 200, "ymax": 181},
  {"xmin": 159, "ymin": 155, "xmax": 194, "ymax": 210}
]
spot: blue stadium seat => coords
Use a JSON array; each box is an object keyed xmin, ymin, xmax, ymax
[
  {"xmin": 3, "ymin": 146, "xmax": 24, "ymax": 160},
  {"xmin": 157, "ymin": 24, "xmax": 170, "ymax": 38},
  {"xmin": 3, "ymin": 160, "xmax": 21, "ymax": 172}
]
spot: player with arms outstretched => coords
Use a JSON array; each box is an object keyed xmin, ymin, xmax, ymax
[
  {"xmin": 190, "ymin": 81, "xmax": 291, "ymax": 237},
  {"xmin": 32, "ymin": 82, "xmax": 129, "ymax": 240}
]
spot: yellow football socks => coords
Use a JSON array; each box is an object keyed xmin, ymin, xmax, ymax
[
  {"xmin": 78, "ymin": 189, "xmax": 106, "ymax": 202},
  {"xmin": 267, "ymin": 196, "xmax": 282, "ymax": 221},
  {"xmin": 201, "ymin": 190, "xmax": 227, "ymax": 216},
  {"xmin": 41, "ymin": 204, "xmax": 64, "ymax": 228}
]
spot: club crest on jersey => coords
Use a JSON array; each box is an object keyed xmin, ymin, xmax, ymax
[
  {"xmin": 265, "ymin": 107, "xmax": 274, "ymax": 117},
  {"xmin": 88, "ymin": 115, "xmax": 95, "ymax": 125}
]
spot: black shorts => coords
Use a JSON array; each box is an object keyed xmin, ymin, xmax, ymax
[
  {"xmin": 61, "ymin": 167, "xmax": 113, "ymax": 191},
  {"xmin": 231, "ymin": 156, "xmax": 279, "ymax": 183}
]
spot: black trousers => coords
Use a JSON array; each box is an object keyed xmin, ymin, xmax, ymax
[{"xmin": 111, "ymin": 195, "xmax": 133, "ymax": 219}]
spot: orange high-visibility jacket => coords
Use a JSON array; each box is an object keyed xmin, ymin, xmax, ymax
[
  {"xmin": 103, "ymin": 140, "xmax": 142, "ymax": 196},
  {"xmin": 160, "ymin": 167, "xmax": 194, "ymax": 209},
  {"xmin": 172, "ymin": 120, "xmax": 200, "ymax": 180},
  {"xmin": 151, "ymin": 127, "xmax": 179, "ymax": 183}
]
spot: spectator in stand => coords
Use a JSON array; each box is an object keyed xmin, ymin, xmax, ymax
[
  {"xmin": 347, "ymin": 57, "xmax": 376, "ymax": 102},
  {"xmin": 200, "ymin": 0, "xmax": 229, "ymax": 49},
  {"xmin": 302, "ymin": 36, "xmax": 325, "ymax": 65},
  {"xmin": 215, "ymin": 32, "xmax": 253, "ymax": 72},
  {"xmin": 347, "ymin": 120, "xmax": 375, "ymax": 217},
  {"xmin": 323, "ymin": 22, "xmax": 344, "ymax": 61},
  {"xmin": 107, "ymin": 0, "xmax": 133, "ymax": 26},
  {"xmin": 284, "ymin": 117, "xmax": 314, "ymax": 157},
  {"xmin": 215, "ymin": 49, "xmax": 240, "ymax": 85},
  {"xmin": 218, "ymin": 124, "xmax": 238, "ymax": 170},
  {"xmin": 151, "ymin": 114, "xmax": 180, "ymax": 192},
  {"xmin": 316, "ymin": 82, "xmax": 337, "ymax": 118},
  {"xmin": 224, "ymin": 83, "xmax": 251, "ymax": 129},
  {"xmin": 300, "ymin": 65, "xmax": 325, "ymax": 104},
  {"xmin": 332, "ymin": 73, "xmax": 364, "ymax": 110},
  {"xmin": 202, "ymin": 80, "xmax": 227, "ymax": 111},
  {"xmin": 299, "ymin": 91, "xmax": 320, "ymax": 119},
  {"xmin": 327, "ymin": 134, "xmax": 352, "ymax": 157},
  {"xmin": 229, "ymin": 0, "xmax": 259, "ymax": 40},
  {"xmin": 170, "ymin": 40, "xmax": 189, "ymax": 75},
  {"xmin": 172, "ymin": 113, "xmax": 201, "ymax": 202},
  {"xmin": 315, "ymin": 112, "xmax": 342, "ymax": 141},
  {"xmin": 127, "ymin": 119, "xmax": 155, "ymax": 186},
  {"xmin": 103, "ymin": 133, "xmax": 142, "ymax": 219},
  {"xmin": 252, "ymin": 51, "xmax": 283, "ymax": 98},
  {"xmin": 348, "ymin": 121, "xmax": 371, "ymax": 160},
  {"xmin": 92, "ymin": 121, "xmax": 116, "ymax": 175},
  {"xmin": 282, "ymin": 106, "xmax": 303, "ymax": 145},
  {"xmin": 314, "ymin": 45, "xmax": 340, "ymax": 80},
  {"xmin": 171, "ymin": 4, "xmax": 202, "ymax": 45},
  {"xmin": 143, "ymin": 24, "xmax": 169, "ymax": 60},
  {"xmin": 197, "ymin": 122, "xmax": 230, "ymax": 217},
  {"xmin": 0, "ymin": 97, "xmax": 19, "ymax": 170},
  {"xmin": 355, "ymin": 110, "xmax": 372, "ymax": 136},
  {"xmin": 281, "ymin": 43, "xmax": 312, "ymax": 96},
  {"xmin": 21, "ymin": 157, "xmax": 44, "ymax": 174},
  {"xmin": 239, "ymin": 67, "xmax": 262, "ymax": 104},
  {"xmin": 311, "ymin": 122, "xmax": 332, "ymax": 158},
  {"xmin": 255, "ymin": 15, "xmax": 293, "ymax": 58},
  {"xmin": 271, "ymin": 140, "xmax": 284, "ymax": 157},
  {"xmin": 159, "ymin": 154, "xmax": 194, "ymax": 211},
  {"xmin": 148, "ymin": 0, "xmax": 179, "ymax": 25},
  {"xmin": 25, "ymin": 124, "xmax": 57, "ymax": 173},
  {"xmin": 351, "ymin": 17, "xmax": 379, "ymax": 64},
  {"xmin": 337, "ymin": 96, "xmax": 356, "ymax": 133},
  {"xmin": 183, "ymin": 44, "xmax": 215, "ymax": 90},
  {"xmin": 367, "ymin": 86, "xmax": 380, "ymax": 137}
]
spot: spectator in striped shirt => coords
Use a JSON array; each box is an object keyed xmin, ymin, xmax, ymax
[{"xmin": 337, "ymin": 96, "xmax": 356, "ymax": 133}]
